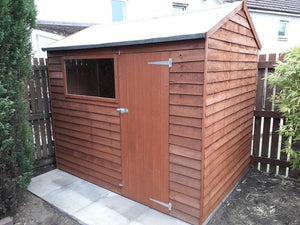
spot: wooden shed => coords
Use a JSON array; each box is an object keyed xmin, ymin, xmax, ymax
[{"xmin": 44, "ymin": 1, "xmax": 261, "ymax": 224}]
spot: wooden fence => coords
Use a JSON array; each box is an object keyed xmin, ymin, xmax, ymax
[
  {"xmin": 251, "ymin": 53, "xmax": 298, "ymax": 178},
  {"xmin": 28, "ymin": 58, "xmax": 54, "ymax": 168}
]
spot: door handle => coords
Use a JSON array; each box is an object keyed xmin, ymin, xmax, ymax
[{"xmin": 117, "ymin": 108, "xmax": 128, "ymax": 114}]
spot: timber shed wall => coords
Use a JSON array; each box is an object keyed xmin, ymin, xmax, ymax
[
  {"xmin": 202, "ymin": 8, "xmax": 259, "ymax": 222},
  {"xmin": 48, "ymin": 50, "xmax": 123, "ymax": 194},
  {"xmin": 47, "ymin": 39, "xmax": 204, "ymax": 225},
  {"xmin": 47, "ymin": 4, "xmax": 260, "ymax": 225}
]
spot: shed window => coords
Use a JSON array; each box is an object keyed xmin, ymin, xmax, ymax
[{"xmin": 65, "ymin": 58, "xmax": 115, "ymax": 99}]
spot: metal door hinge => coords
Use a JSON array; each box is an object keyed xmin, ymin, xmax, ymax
[
  {"xmin": 117, "ymin": 108, "xmax": 128, "ymax": 114},
  {"xmin": 148, "ymin": 58, "xmax": 172, "ymax": 68},
  {"xmin": 149, "ymin": 198, "xmax": 172, "ymax": 211}
]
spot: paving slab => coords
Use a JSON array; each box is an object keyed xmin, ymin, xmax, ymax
[
  {"xmin": 75, "ymin": 200, "xmax": 130, "ymax": 225},
  {"xmin": 28, "ymin": 169, "xmax": 189, "ymax": 225},
  {"xmin": 98, "ymin": 192, "xmax": 150, "ymax": 221},
  {"xmin": 0, "ymin": 217, "xmax": 13, "ymax": 225},
  {"xmin": 28, "ymin": 169, "xmax": 81, "ymax": 196},
  {"xmin": 42, "ymin": 180, "xmax": 109, "ymax": 214},
  {"xmin": 133, "ymin": 209, "xmax": 189, "ymax": 225}
]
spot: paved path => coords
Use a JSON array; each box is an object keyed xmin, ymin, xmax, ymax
[{"xmin": 28, "ymin": 169, "xmax": 188, "ymax": 225}]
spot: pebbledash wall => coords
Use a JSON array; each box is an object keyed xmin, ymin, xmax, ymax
[{"xmin": 44, "ymin": 1, "xmax": 261, "ymax": 224}]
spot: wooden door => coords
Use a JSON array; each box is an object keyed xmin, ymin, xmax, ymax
[{"xmin": 118, "ymin": 52, "xmax": 170, "ymax": 213}]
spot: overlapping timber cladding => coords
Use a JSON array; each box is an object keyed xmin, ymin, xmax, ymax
[{"xmin": 44, "ymin": 1, "xmax": 261, "ymax": 224}]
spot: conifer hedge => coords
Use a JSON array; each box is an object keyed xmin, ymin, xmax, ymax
[{"xmin": 0, "ymin": 0, "xmax": 36, "ymax": 217}]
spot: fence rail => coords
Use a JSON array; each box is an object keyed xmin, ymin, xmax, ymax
[
  {"xmin": 251, "ymin": 53, "xmax": 298, "ymax": 178},
  {"xmin": 28, "ymin": 58, "xmax": 54, "ymax": 168}
]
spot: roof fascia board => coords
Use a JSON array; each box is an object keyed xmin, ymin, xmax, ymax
[
  {"xmin": 43, "ymin": 33, "xmax": 205, "ymax": 51},
  {"xmin": 249, "ymin": 8, "xmax": 300, "ymax": 18},
  {"xmin": 243, "ymin": 0, "xmax": 262, "ymax": 49},
  {"xmin": 206, "ymin": 2, "xmax": 243, "ymax": 38}
]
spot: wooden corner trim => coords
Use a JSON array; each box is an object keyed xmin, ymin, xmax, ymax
[{"xmin": 199, "ymin": 35, "xmax": 209, "ymax": 225}]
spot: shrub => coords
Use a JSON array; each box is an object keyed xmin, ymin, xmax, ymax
[
  {"xmin": 266, "ymin": 45, "xmax": 300, "ymax": 174},
  {"xmin": 0, "ymin": 0, "xmax": 36, "ymax": 218}
]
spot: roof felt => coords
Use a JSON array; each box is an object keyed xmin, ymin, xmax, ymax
[{"xmin": 43, "ymin": 1, "xmax": 242, "ymax": 51}]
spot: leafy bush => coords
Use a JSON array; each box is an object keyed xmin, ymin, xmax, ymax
[
  {"xmin": 0, "ymin": 0, "xmax": 36, "ymax": 218},
  {"xmin": 266, "ymin": 45, "xmax": 300, "ymax": 173}
]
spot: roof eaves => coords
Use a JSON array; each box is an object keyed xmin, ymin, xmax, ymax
[{"xmin": 43, "ymin": 33, "xmax": 206, "ymax": 51}]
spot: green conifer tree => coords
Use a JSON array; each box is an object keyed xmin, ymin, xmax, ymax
[{"xmin": 0, "ymin": 0, "xmax": 36, "ymax": 217}]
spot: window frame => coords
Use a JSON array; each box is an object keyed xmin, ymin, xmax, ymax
[
  {"xmin": 61, "ymin": 54, "xmax": 119, "ymax": 104},
  {"xmin": 278, "ymin": 20, "xmax": 288, "ymax": 41},
  {"xmin": 111, "ymin": 0, "xmax": 127, "ymax": 22},
  {"xmin": 172, "ymin": 2, "xmax": 188, "ymax": 13}
]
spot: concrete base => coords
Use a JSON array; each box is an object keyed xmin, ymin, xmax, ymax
[
  {"xmin": 28, "ymin": 169, "xmax": 188, "ymax": 225},
  {"xmin": 0, "ymin": 217, "xmax": 13, "ymax": 225}
]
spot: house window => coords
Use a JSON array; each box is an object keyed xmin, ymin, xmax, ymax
[
  {"xmin": 278, "ymin": 20, "xmax": 288, "ymax": 40},
  {"xmin": 111, "ymin": 0, "xmax": 126, "ymax": 22},
  {"xmin": 65, "ymin": 58, "xmax": 115, "ymax": 99},
  {"xmin": 173, "ymin": 2, "xmax": 188, "ymax": 13}
]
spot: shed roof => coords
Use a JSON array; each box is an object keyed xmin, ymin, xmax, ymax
[{"xmin": 43, "ymin": 1, "xmax": 243, "ymax": 51}]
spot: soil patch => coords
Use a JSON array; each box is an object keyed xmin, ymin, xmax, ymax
[
  {"xmin": 207, "ymin": 168, "xmax": 300, "ymax": 225},
  {"xmin": 13, "ymin": 191, "xmax": 80, "ymax": 225},
  {"xmin": 13, "ymin": 165, "xmax": 80, "ymax": 225}
]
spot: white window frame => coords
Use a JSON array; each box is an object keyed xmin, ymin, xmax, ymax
[
  {"xmin": 278, "ymin": 20, "xmax": 288, "ymax": 41},
  {"xmin": 111, "ymin": 0, "xmax": 127, "ymax": 22},
  {"xmin": 172, "ymin": 2, "xmax": 188, "ymax": 13}
]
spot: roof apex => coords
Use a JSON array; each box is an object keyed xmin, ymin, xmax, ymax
[{"xmin": 207, "ymin": 0, "xmax": 261, "ymax": 49}]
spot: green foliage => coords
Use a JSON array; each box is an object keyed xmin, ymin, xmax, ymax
[
  {"xmin": 0, "ymin": 0, "xmax": 36, "ymax": 218},
  {"xmin": 266, "ymin": 45, "xmax": 300, "ymax": 173}
]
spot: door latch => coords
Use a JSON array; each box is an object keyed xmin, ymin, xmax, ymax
[{"xmin": 117, "ymin": 108, "xmax": 128, "ymax": 114}]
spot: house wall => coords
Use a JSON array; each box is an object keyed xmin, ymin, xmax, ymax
[
  {"xmin": 126, "ymin": 0, "xmax": 219, "ymax": 20},
  {"xmin": 202, "ymin": 9, "xmax": 258, "ymax": 221},
  {"xmin": 35, "ymin": 0, "xmax": 219, "ymax": 24},
  {"xmin": 47, "ymin": 39, "xmax": 204, "ymax": 225},
  {"xmin": 35, "ymin": 0, "xmax": 112, "ymax": 24},
  {"xmin": 249, "ymin": 10, "xmax": 300, "ymax": 53}
]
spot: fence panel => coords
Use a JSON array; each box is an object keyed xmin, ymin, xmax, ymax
[
  {"xmin": 251, "ymin": 53, "xmax": 298, "ymax": 178},
  {"xmin": 28, "ymin": 58, "xmax": 54, "ymax": 168}
]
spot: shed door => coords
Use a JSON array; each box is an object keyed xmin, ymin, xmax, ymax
[{"xmin": 118, "ymin": 52, "xmax": 170, "ymax": 213}]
